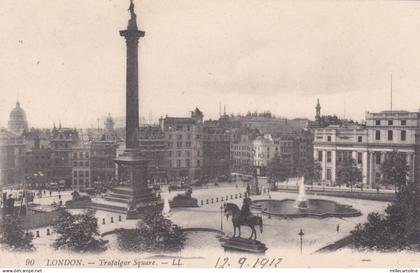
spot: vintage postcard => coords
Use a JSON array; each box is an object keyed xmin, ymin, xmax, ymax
[{"xmin": 1, "ymin": 0, "xmax": 420, "ymax": 270}]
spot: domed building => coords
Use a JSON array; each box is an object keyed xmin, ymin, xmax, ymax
[{"xmin": 8, "ymin": 101, "xmax": 29, "ymax": 134}]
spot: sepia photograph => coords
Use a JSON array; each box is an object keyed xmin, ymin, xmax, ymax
[{"xmin": 1, "ymin": 0, "xmax": 420, "ymax": 270}]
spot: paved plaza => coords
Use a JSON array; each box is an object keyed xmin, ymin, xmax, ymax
[{"xmin": 18, "ymin": 183, "xmax": 389, "ymax": 257}]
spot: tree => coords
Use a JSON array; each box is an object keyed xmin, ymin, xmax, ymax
[
  {"xmin": 267, "ymin": 155, "xmax": 291, "ymax": 183},
  {"xmin": 53, "ymin": 210, "xmax": 107, "ymax": 252},
  {"xmin": 117, "ymin": 210, "xmax": 186, "ymax": 252},
  {"xmin": 380, "ymin": 152, "xmax": 410, "ymax": 193},
  {"xmin": 0, "ymin": 215, "xmax": 34, "ymax": 251},
  {"xmin": 336, "ymin": 158, "xmax": 363, "ymax": 191},
  {"xmin": 296, "ymin": 160, "xmax": 321, "ymax": 185},
  {"xmin": 351, "ymin": 154, "xmax": 420, "ymax": 251}
]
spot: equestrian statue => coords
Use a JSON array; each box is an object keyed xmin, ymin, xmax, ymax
[{"xmin": 224, "ymin": 197, "xmax": 263, "ymax": 240}]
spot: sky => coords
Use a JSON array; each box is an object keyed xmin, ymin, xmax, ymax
[{"xmin": 1, "ymin": 0, "xmax": 420, "ymax": 128}]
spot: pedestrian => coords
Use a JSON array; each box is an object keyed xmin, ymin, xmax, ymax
[
  {"xmin": 43, "ymin": 190, "xmax": 46, "ymax": 195},
  {"xmin": 376, "ymin": 186, "xmax": 380, "ymax": 193},
  {"xmin": 336, "ymin": 224, "xmax": 340, "ymax": 233},
  {"xmin": 49, "ymin": 191, "xmax": 52, "ymax": 197},
  {"xmin": 58, "ymin": 194, "xmax": 61, "ymax": 200}
]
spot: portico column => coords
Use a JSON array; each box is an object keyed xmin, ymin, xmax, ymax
[
  {"xmin": 321, "ymin": 150, "xmax": 327, "ymax": 180},
  {"xmin": 331, "ymin": 150, "xmax": 337, "ymax": 184},
  {"xmin": 369, "ymin": 152, "xmax": 375, "ymax": 186},
  {"xmin": 362, "ymin": 151, "xmax": 368, "ymax": 185}
]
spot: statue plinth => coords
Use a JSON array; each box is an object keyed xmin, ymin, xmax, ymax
[{"xmin": 113, "ymin": 149, "xmax": 163, "ymax": 219}]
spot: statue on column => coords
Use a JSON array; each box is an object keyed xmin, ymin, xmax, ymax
[{"xmin": 128, "ymin": 0, "xmax": 138, "ymax": 29}]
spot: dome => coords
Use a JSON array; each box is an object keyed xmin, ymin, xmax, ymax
[
  {"xmin": 8, "ymin": 101, "xmax": 28, "ymax": 134},
  {"xmin": 9, "ymin": 101, "xmax": 26, "ymax": 120}
]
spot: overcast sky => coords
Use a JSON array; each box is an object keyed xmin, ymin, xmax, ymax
[{"xmin": 1, "ymin": 0, "xmax": 420, "ymax": 128}]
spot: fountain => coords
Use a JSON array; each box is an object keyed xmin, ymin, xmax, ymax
[
  {"xmin": 294, "ymin": 177, "xmax": 308, "ymax": 209},
  {"xmin": 162, "ymin": 197, "xmax": 171, "ymax": 218},
  {"xmin": 251, "ymin": 177, "xmax": 361, "ymax": 218}
]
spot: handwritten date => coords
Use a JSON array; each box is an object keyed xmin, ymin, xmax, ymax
[{"xmin": 215, "ymin": 256, "xmax": 282, "ymax": 268}]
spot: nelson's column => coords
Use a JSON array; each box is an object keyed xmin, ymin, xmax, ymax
[{"xmin": 100, "ymin": 0, "xmax": 162, "ymax": 219}]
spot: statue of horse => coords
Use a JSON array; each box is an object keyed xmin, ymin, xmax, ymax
[{"xmin": 224, "ymin": 203, "xmax": 263, "ymax": 240}]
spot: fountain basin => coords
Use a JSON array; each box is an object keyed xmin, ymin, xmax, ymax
[{"xmin": 252, "ymin": 199, "xmax": 361, "ymax": 218}]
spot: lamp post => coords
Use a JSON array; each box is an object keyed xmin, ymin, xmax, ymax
[
  {"xmin": 298, "ymin": 229, "xmax": 304, "ymax": 255},
  {"xmin": 220, "ymin": 204, "xmax": 224, "ymax": 231}
]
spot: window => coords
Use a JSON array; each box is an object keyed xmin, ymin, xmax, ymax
[
  {"xmin": 327, "ymin": 136, "xmax": 331, "ymax": 142},
  {"xmin": 327, "ymin": 151, "xmax": 331, "ymax": 163},
  {"xmin": 197, "ymin": 160, "xmax": 201, "ymax": 166},
  {"xmin": 168, "ymin": 151, "xmax": 172, "ymax": 157},
  {"xmin": 357, "ymin": 152, "xmax": 362, "ymax": 164},
  {"xmin": 177, "ymin": 151, "xmax": 182, "ymax": 157},
  {"xmin": 177, "ymin": 142, "xmax": 182, "ymax": 148},
  {"xmin": 376, "ymin": 153, "xmax": 381, "ymax": 164},
  {"xmin": 186, "ymin": 160, "xmax": 191, "ymax": 167},
  {"xmin": 401, "ymin": 120, "xmax": 406, "ymax": 126},
  {"xmin": 375, "ymin": 130, "xmax": 381, "ymax": 140},
  {"xmin": 186, "ymin": 151, "xmax": 191, "ymax": 157},
  {"xmin": 388, "ymin": 120, "xmax": 393, "ymax": 126},
  {"xmin": 375, "ymin": 120, "xmax": 380, "ymax": 126},
  {"xmin": 358, "ymin": 136, "xmax": 362, "ymax": 142},
  {"xmin": 186, "ymin": 142, "xmax": 191, "ymax": 148},
  {"xmin": 177, "ymin": 134, "xmax": 182, "ymax": 140},
  {"xmin": 176, "ymin": 160, "xmax": 181, "ymax": 168},
  {"xmin": 388, "ymin": 130, "xmax": 393, "ymax": 141},
  {"xmin": 401, "ymin": 130, "xmax": 406, "ymax": 141},
  {"xmin": 318, "ymin": 151, "xmax": 323, "ymax": 161},
  {"xmin": 167, "ymin": 142, "xmax": 173, "ymax": 148},
  {"xmin": 326, "ymin": 169, "xmax": 332, "ymax": 181}
]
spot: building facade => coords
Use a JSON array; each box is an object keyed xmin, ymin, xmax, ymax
[
  {"xmin": 202, "ymin": 122, "xmax": 231, "ymax": 179},
  {"xmin": 90, "ymin": 140, "xmax": 118, "ymax": 185},
  {"xmin": 0, "ymin": 129, "xmax": 25, "ymax": 187},
  {"xmin": 138, "ymin": 125, "xmax": 167, "ymax": 184},
  {"xmin": 72, "ymin": 144, "xmax": 91, "ymax": 190},
  {"xmin": 160, "ymin": 108, "xmax": 204, "ymax": 181},
  {"xmin": 314, "ymin": 110, "xmax": 420, "ymax": 186},
  {"xmin": 50, "ymin": 126, "xmax": 80, "ymax": 187},
  {"xmin": 23, "ymin": 134, "xmax": 52, "ymax": 189}
]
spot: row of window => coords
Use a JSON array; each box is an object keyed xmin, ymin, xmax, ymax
[
  {"xmin": 324, "ymin": 130, "xmax": 406, "ymax": 143},
  {"xmin": 73, "ymin": 170, "xmax": 90, "ymax": 177},
  {"xmin": 167, "ymin": 125, "xmax": 192, "ymax": 132},
  {"xmin": 168, "ymin": 150, "xmax": 192, "ymax": 158},
  {"xmin": 318, "ymin": 151, "xmax": 408, "ymax": 165},
  {"xmin": 168, "ymin": 159, "xmax": 201, "ymax": 168},
  {"xmin": 375, "ymin": 119, "xmax": 406, "ymax": 126},
  {"xmin": 73, "ymin": 152, "xmax": 89, "ymax": 159},
  {"xmin": 167, "ymin": 142, "xmax": 193, "ymax": 148},
  {"xmin": 168, "ymin": 134, "xmax": 192, "ymax": 140},
  {"xmin": 73, "ymin": 161, "xmax": 89, "ymax": 167},
  {"xmin": 232, "ymin": 146, "xmax": 252, "ymax": 151},
  {"xmin": 375, "ymin": 130, "xmax": 406, "ymax": 141}
]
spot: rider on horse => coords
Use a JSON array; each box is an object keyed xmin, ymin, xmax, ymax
[{"xmin": 239, "ymin": 197, "xmax": 252, "ymax": 223}]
